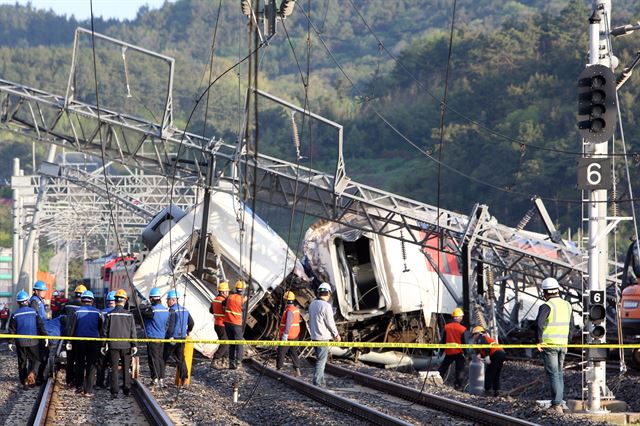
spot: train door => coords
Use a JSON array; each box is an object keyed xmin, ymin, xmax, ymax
[{"xmin": 335, "ymin": 236, "xmax": 387, "ymax": 314}]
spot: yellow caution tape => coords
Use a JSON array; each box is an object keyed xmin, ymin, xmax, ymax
[{"xmin": 2, "ymin": 334, "xmax": 640, "ymax": 349}]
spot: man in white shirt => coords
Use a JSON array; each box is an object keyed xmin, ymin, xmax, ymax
[{"xmin": 308, "ymin": 282, "xmax": 341, "ymax": 386}]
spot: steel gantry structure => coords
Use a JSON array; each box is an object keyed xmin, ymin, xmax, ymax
[
  {"xmin": 11, "ymin": 158, "xmax": 199, "ymax": 295},
  {"xmin": 0, "ymin": 27, "xmax": 612, "ymax": 334},
  {"xmin": 14, "ymin": 163, "xmax": 198, "ymax": 246}
]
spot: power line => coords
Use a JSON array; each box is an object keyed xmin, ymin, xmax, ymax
[
  {"xmin": 345, "ymin": 0, "xmax": 640, "ymax": 158},
  {"xmin": 296, "ymin": 5, "xmax": 640, "ymax": 205}
]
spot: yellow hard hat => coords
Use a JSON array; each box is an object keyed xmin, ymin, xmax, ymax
[
  {"xmin": 115, "ymin": 289, "xmax": 128, "ymax": 300},
  {"xmin": 284, "ymin": 291, "xmax": 295, "ymax": 301},
  {"xmin": 472, "ymin": 326, "xmax": 485, "ymax": 335},
  {"xmin": 235, "ymin": 280, "xmax": 246, "ymax": 290},
  {"xmin": 452, "ymin": 307, "xmax": 464, "ymax": 317},
  {"xmin": 74, "ymin": 284, "xmax": 87, "ymax": 294},
  {"xmin": 218, "ymin": 281, "xmax": 230, "ymax": 292}
]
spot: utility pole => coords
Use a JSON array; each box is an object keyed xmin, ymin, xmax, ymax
[
  {"xmin": 11, "ymin": 158, "xmax": 21, "ymax": 297},
  {"xmin": 18, "ymin": 145, "xmax": 56, "ymax": 293}
]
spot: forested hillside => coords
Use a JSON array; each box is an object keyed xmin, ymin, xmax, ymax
[{"xmin": 1, "ymin": 0, "xmax": 640, "ymax": 239}]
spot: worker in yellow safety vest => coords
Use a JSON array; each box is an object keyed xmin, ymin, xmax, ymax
[{"xmin": 535, "ymin": 277, "xmax": 573, "ymax": 414}]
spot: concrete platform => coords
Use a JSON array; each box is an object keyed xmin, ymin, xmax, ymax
[
  {"xmin": 569, "ymin": 412, "xmax": 640, "ymax": 425},
  {"xmin": 566, "ymin": 399, "xmax": 639, "ymax": 425},
  {"xmin": 567, "ymin": 399, "xmax": 629, "ymax": 412}
]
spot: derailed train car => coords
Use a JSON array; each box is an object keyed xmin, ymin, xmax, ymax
[
  {"xmin": 130, "ymin": 180, "xmax": 585, "ymax": 358},
  {"xmin": 132, "ymin": 183, "xmax": 304, "ymax": 357},
  {"xmin": 301, "ymin": 217, "xmax": 583, "ymax": 347}
]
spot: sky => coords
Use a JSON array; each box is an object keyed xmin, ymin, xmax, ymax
[{"xmin": 0, "ymin": 0, "xmax": 173, "ymax": 21}]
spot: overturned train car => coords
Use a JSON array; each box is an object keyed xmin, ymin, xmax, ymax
[{"xmin": 132, "ymin": 184, "xmax": 304, "ymax": 357}]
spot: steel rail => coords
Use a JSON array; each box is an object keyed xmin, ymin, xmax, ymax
[
  {"xmin": 28, "ymin": 342, "xmax": 172, "ymax": 426},
  {"xmin": 132, "ymin": 379, "xmax": 175, "ymax": 426},
  {"xmin": 29, "ymin": 377, "xmax": 54, "ymax": 426},
  {"xmin": 326, "ymin": 363, "xmax": 539, "ymax": 426},
  {"xmin": 246, "ymin": 359, "xmax": 412, "ymax": 426}
]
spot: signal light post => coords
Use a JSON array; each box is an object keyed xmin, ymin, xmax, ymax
[{"xmin": 580, "ymin": 0, "xmax": 616, "ymax": 413}]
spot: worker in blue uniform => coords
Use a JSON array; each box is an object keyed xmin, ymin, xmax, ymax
[
  {"xmin": 141, "ymin": 287, "xmax": 173, "ymax": 387},
  {"xmin": 29, "ymin": 280, "xmax": 49, "ymax": 385},
  {"xmin": 68, "ymin": 290, "xmax": 103, "ymax": 396},
  {"xmin": 164, "ymin": 289, "xmax": 194, "ymax": 386},
  {"xmin": 63, "ymin": 284, "xmax": 87, "ymax": 387},
  {"xmin": 8, "ymin": 290, "xmax": 47, "ymax": 388},
  {"xmin": 96, "ymin": 291, "xmax": 116, "ymax": 388}
]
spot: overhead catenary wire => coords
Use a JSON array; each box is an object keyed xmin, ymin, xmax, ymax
[
  {"xmin": 345, "ymin": 0, "xmax": 640, "ymax": 159},
  {"xmin": 87, "ymin": 0, "xmax": 147, "ymax": 331},
  {"xmin": 295, "ymin": 5, "xmax": 640, "ymax": 205}
]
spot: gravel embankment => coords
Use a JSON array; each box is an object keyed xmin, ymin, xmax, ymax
[
  {"xmin": 151, "ymin": 354, "xmax": 369, "ymax": 426},
  {"xmin": 332, "ymin": 356, "xmax": 640, "ymax": 426},
  {"xmin": 0, "ymin": 346, "xmax": 40, "ymax": 426}
]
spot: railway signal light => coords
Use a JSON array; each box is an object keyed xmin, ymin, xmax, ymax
[
  {"xmin": 577, "ymin": 64, "xmax": 618, "ymax": 144},
  {"xmin": 588, "ymin": 290, "xmax": 606, "ymax": 340}
]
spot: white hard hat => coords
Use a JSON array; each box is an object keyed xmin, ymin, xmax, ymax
[
  {"xmin": 541, "ymin": 277, "xmax": 560, "ymax": 291},
  {"xmin": 318, "ymin": 282, "xmax": 332, "ymax": 293}
]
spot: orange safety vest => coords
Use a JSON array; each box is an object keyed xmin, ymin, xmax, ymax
[
  {"xmin": 224, "ymin": 293, "xmax": 244, "ymax": 326},
  {"xmin": 278, "ymin": 304, "xmax": 300, "ymax": 340},
  {"xmin": 443, "ymin": 321, "xmax": 467, "ymax": 355},
  {"xmin": 212, "ymin": 295, "xmax": 226, "ymax": 327},
  {"xmin": 481, "ymin": 334, "xmax": 504, "ymax": 357}
]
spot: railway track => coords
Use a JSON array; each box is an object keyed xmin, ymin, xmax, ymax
[
  {"xmin": 246, "ymin": 358, "xmax": 414, "ymax": 425},
  {"xmin": 247, "ymin": 358, "xmax": 538, "ymax": 426},
  {"xmin": 325, "ymin": 362, "xmax": 539, "ymax": 426},
  {"xmin": 29, "ymin": 361, "xmax": 173, "ymax": 426}
]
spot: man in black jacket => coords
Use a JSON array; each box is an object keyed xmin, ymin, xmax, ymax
[
  {"xmin": 102, "ymin": 289, "xmax": 137, "ymax": 398},
  {"xmin": 63, "ymin": 284, "xmax": 85, "ymax": 387}
]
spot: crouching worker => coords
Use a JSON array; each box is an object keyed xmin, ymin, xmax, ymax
[
  {"xmin": 471, "ymin": 326, "xmax": 506, "ymax": 397},
  {"xmin": 8, "ymin": 291, "xmax": 48, "ymax": 388}
]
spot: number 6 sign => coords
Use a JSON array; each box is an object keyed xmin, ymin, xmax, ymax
[{"xmin": 577, "ymin": 158, "xmax": 612, "ymax": 190}]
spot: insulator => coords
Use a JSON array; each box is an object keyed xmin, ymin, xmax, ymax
[
  {"xmin": 515, "ymin": 207, "xmax": 535, "ymax": 231},
  {"xmin": 486, "ymin": 268, "xmax": 495, "ymax": 300},
  {"xmin": 279, "ymin": 0, "xmax": 296, "ymax": 17},
  {"xmin": 611, "ymin": 188, "xmax": 619, "ymax": 216},
  {"xmin": 400, "ymin": 230, "xmax": 410, "ymax": 272},
  {"xmin": 241, "ymin": 0, "xmax": 252, "ymax": 16},
  {"xmin": 291, "ymin": 112, "xmax": 301, "ymax": 152},
  {"xmin": 474, "ymin": 305, "xmax": 488, "ymax": 329}
]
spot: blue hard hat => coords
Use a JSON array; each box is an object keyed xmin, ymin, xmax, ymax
[
  {"xmin": 106, "ymin": 291, "xmax": 116, "ymax": 301},
  {"xmin": 166, "ymin": 289, "xmax": 180, "ymax": 299},
  {"xmin": 81, "ymin": 290, "xmax": 94, "ymax": 300},
  {"xmin": 149, "ymin": 288, "xmax": 162, "ymax": 298},
  {"xmin": 16, "ymin": 290, "xmax": 29, "ymax": 302},
  {"xmin": 33, "ymin": 280, "xmax": 48, "ymax": 291}
]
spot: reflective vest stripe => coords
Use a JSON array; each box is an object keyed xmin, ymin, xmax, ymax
[
  {"xmin": 224, "ymin": 294, "xmax": 243, "ymax": 325},
  {"xmin": 279, "ymin": 305, "xmax": 300, "ymax": 339},
  {"xmin": 212, "ymin": 296, "xmax": 226, "ymax": 326},
  {"xmin": 542, "ymin": 298, "xmax": 571, "ymax": 344}
]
